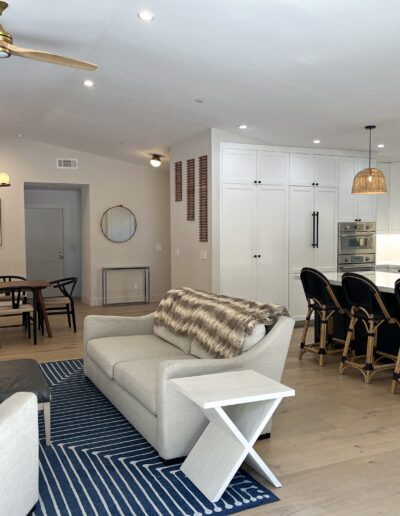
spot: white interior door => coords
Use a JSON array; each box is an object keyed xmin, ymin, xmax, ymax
[
  {"xmin": 314, "ymin": 187, "xmax": 338, "ymax": 271},
  {"xmin": 221, "ymin": 184, "xmax": 257, "ymax": 300},
  {"xmin": 256, "ymin": 185, "xmax": 288, "ymax": 306},
  {"xmin": 289, "ymin": 186, "xmax": 315, "ymax": 273},
  {"xmin": 26, "ymin": 207, "xmax": 64, "ymax": 293}
]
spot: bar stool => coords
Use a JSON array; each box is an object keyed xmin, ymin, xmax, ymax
[
  {"xmin": 340, "ymin": 272, "xmax": 399, "ymax": 384},
  {"xmin": 299, "ymin": 268, "xmax": 347, "ymax": 366},
  {"xmin": 391, "ymin": 278, "xmax": 400, "ymax": 393}
]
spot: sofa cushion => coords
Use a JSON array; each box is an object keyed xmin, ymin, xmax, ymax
[
  {"xmin": 86, "ymin": 335, "xmax": 186, "ymax": 379},
  {"xmin": 190, "ymin": 323, "xmax": 266, "ymax": 358},
  {"xmin": 153, "ymin": 325, "xmax": 191, "ymax": 354},
  {"xmin": 114, "ymin": 355, "xmax": 195, "ymax": 416}
]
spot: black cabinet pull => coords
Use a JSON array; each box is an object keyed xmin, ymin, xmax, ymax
[
  {"xmin": 254, "ymin": 180, "xmax": 257, "ymax": 184},
  {"xmin": 253, "ymin": 254, "xmax": 257, "ymax": 258},
  {"xmin": 312, "ymin": 212, "xmax": 316, "ymax": 248},
  {"xmin": 316, "ymin": 211, "xmax": 319, "ymax": 248},
  {"xmin": 258, "ymin": 254, "xmax": 261, "ymax": 258}
]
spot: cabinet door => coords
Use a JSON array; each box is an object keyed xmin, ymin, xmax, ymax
[
  {"xmin": 389, "ymin": 163, "xmax": 400, "ymax": 231},
  {"xmin": 222, "ymin": 148, "xmax": 257, "ymax": 184},
  {"xmin": 256, "ymin": 185, "xmax": 288, "ymax": 306},
  {"xmin": 355, "ymin": 158, "xmax": 377, "ymax": 221},
  {"xmin": 289, "ymin": 186, "xmax": 315, "ymax": 273},
  {"xmin": 314, "ymin": 187, "xmax": 338, "ymax": 272},
  {"xmin": 289, "ymin": 273, "xmax": 308, "ymax": 320},
  {"xmin": 376, "ymin": 162, "xmax": 390, "ymax": 232},
  {"xmin": 257, "ymin": 151, "xmax": 289, "ymax": 185},
  {"xmin": 221, "ymin": 184, "xmax": 257, "ymax": 299},
  {"xmin": 338, "ymin": 157, "xmax": 357, "ymax": 222},
  {"xmin": 314, "ymin": 155, "xmax": 338, "ymax": 187},
  {"xmin": 289, "ymin": 154, "xmax": 314, "ymax": 186}
]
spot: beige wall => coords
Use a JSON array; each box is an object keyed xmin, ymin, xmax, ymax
[
  {"xmin": 169, "ymin": 131, "xmax": 212, "ymax": 291},
  {"xmin": 0, "ymin": 139, "xmax": 171, "ymax": 305}
]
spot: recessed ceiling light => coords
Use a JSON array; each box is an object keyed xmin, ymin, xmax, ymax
[
  {"xmin": 137, "ymin": 10, "xmax": 155, "ymax": 22},
  {"xmin": 238, "ymin": 124, "xmax": 248, "ymax": 130},
  {"xmin": 195, "ymin": 99, "xmax": 204, "ymax": 104},
  {"xmin": 377, "ymin": 143, "xmax": 385, "ymax": 148},
  {"xmin": 313, "ymin": 139, "xmax": 321, "ymax": 144},
  {"xmin": 16, "ymin": 133, "xmax": 24, "ymax": 138},
  {"xmin": 83, "ymin": 79, "xmax": 94, "ymax": 88}
]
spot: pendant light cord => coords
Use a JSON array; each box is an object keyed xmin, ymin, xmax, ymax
[{"xmin": 369, "ymin": 127, "xmax": 372, "ymax": 168}]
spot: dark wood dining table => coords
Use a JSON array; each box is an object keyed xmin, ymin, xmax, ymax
[{"xmin": 0, "ymin": 280, "xmax": 52, "ymax": 340}]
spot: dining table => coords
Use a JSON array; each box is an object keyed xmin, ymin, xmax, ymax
[{"xmin": 0, "ymin": 280, "xmax": 52, "ymax": 341}]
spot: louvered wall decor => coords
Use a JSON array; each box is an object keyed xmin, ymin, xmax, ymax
[
  {"xmin": 174, "ymin": 161, "xmax": 182, "ymax": 202},
  {"xmin": 186, "ymin": 158, "xmax": 195, "ymax": 221},
  {"xmin": 199, "ymin": 155, "xmax": 208, "ymax": 242}
]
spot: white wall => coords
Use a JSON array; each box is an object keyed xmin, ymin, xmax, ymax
[
  {"xmin": 0, "ymin": 139, "xmax": 171, "ymax": 305},
  {"xmin": 24, "ymin": 186, "xmax": 83, "ymax": 296},
  {"xmin": 169, "ymin": 131, "xmax": 212, "ymax": 290}
]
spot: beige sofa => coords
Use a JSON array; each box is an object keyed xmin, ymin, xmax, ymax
[{"xmin": 84, "ymin": 312, "xmax": 294, "ymax": 460}]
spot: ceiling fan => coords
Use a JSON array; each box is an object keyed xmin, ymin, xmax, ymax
[{"xmin": 0, "ymin": 1, "xmax": 97, "ymax": 71}]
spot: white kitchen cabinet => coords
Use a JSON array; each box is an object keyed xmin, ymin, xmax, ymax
[
  {"xmin": 220, "ymin": 183, "xmax": 288, "ymax": 307},
  {"xmin": 257, "ymin": 151, "xmax": 289, "ymax": 185},
  {"xmin": 389, "ymin": 162, "xmax": 400, "ymax": 232},
  {"xmin": 290, "ymin": 154, "xmax": 338, "ymax": 187},
  {"xmin": 256, "ymin": 185, "xmax": 288, "ymax": 305},
  {"xmin": 376, "ymin": 162, "xmax": 390, "ymax": 232},
  {"xmin": 338, "ymin": 157, "xmax": 376, "ymax": 222},
  {"xmin": 289, "ymin": 186, "xmax": 337, "ymax": 274},
  {"xmin": 221, "ymin": 184, "xmax": 257, "ymax": 300},
  {"xmin": 222, "ymin": 148, "xmax": 257, "ymax": 184},
  {"xmin": 289, "ymin": 273, "xmax": 308, "ymax": 321}
]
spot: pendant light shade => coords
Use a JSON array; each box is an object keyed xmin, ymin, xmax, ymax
[{"xmin": 352, "ymin": 125, "xmax": 387, "ymax": 195}]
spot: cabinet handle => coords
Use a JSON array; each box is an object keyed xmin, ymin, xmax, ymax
[
  {"xmin": 312, "ymin": 212, "xmax": 316, "ymax": 248},
  {"xmin": 316, "ymin": 183, "xmax": 319, "ymax": 186},
  {"xmin": 254, "ymin": 180, "xmax": 257, "ymax": 184},
  {"xmin": 258, "ymin": 181, "xmax": 261, "ymax": 184},
  {"xmin": 312, "ymin": 182, "xmax": 315, "ymax": 186},
  {"xmin": 258, "ymin": 254, "xmax": 261, "ymax": 258},
  {"xmin": 316, "ymin": 211, "xmax": 319, "ymax": 248}
]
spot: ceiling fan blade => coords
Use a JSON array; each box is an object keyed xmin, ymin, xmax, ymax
[{"xmin": 6, "ymin": 42, "xmax": 97, "ymax": 71}]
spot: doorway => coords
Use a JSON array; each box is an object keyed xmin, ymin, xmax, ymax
[{"xmin": 24, "ymin": 185, "xmax": 83, "ymax": 298}]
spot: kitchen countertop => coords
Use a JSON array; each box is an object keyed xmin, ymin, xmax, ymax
[{"xmin": 324, "ymin": 271, "xmax": 400, "ymax": 293}]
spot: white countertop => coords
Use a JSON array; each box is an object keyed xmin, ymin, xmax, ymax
[{"xmin": 325, "ymin": 271, "xmax": 400, "ymax": 293}]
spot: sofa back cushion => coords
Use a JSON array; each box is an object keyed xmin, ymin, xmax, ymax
[
  {"xmin": 153, "ymin": 325, "xmax": 191, "ymax": 354},
  {"xmin": 190, "ymin": 323, "xmax": 266, "ymax": 358}
]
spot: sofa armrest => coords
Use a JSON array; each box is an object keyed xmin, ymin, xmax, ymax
[
  {"xmin": 84, "ymin": 313, "xmax": 155, "ymax": 352},
  {"xmin": 0, "ymin": 392, "xmax": 39, "ymax": 516}
]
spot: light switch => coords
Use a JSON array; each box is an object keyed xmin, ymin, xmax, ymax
[
  {"xmin": 175, "ymin": 248, "xmax": 180, "ymax": 257},
  {"xmin": 200, "ymin": 249, "xmax": 207, "ymax": 260},
  {"xmin": 156, "ymin": 243, "xmax": 163, "ymax": 251}
]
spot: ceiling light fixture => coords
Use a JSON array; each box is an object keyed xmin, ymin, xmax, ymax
[
  {"xmin": 238, "ymin": 124, "xmax": 248, "ymax": 130},
  {"xmin": 16, "ymin": 133, "xmax": 24, "ymax": 138},
  {"xmin": 137, "ymin": 10, "xmax": 154, "ymax": 22},
  {"xmin": 195, "ymin": 99, "xmax": 204, "ymax": 104},
  {"xmin": 377, "ymin": 143, "xmax": 385, "ymax": 148},
  {"xmin": 313, "ymin": 139, "xmax": 321, "ymax": 144},
  {"xmin": 150, "ymin": 154, "xmax": 162, "ymax": 168},
  {"xmin": 0, "ymin": 172, "xmax": 10, "ymax": 187},
  {"xmin": 83, "ymin": 79, "xmax": 94, "ymax": 88},
  {"xmin": 352, "ymin": 125, "xmax": 387, "ymax": 195}
]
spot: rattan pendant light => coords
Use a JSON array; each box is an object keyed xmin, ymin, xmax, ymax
[{"xmin": 352, "ymin": 125, "xmax": 387, "ymax": 195}]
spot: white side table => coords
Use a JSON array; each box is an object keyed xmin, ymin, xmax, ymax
[{"xmin": 171, "ymin": 369, "xmax": 295, "ymax": 503}]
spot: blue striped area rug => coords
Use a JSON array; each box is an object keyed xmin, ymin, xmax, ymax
[{"xmin": 35, "ymin": 360, "xmax": 279, "ymax": 515}]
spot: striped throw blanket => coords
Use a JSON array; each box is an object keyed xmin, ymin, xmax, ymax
[{"xmin": 154, "ymin": 288, "xmax": 289, "ymax": 359}]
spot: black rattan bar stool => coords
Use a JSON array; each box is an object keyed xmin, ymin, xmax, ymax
[
  {"xmin": 340, "ymin": 272, "xmax": 399, "ymax": 384},
  {"xmin": 391, "ymin": 278, "xmax": 400, "ymax": 393},
  {"xmin": 299, "ymin": 267, "xmax": 347, "ymax": 366}
]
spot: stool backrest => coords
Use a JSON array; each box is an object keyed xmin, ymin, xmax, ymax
[
  {"xmin": 342, "ymin": 273, "xmax": 391, "ymax": 320},
  {"xmin": 300, "ymin": 267, "xmax": 343, "ymax": 310},
  {"xmin": 394, "ymin": 279, "xmax": 400, "ymax": 310}
]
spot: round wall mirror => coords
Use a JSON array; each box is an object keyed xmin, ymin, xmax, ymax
[{"xmin": 101, "ymin": 205, "xmax": 137, "ymax": 243}]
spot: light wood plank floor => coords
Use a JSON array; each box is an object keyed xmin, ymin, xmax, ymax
[{"xmin": 1, "ymin": 304, "xmax": 400, "ymax": 515}]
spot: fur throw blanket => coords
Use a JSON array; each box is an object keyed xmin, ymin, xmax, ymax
[{"xmin": 154, "ymin": 288, "xmax": 289, "ymax": 359}]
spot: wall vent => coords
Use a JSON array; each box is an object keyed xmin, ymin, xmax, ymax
[{"xmin": 57, "ymin": 158, "xmax": 78, "ymax": 169}]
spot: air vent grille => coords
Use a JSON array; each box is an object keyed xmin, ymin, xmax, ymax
[{"xmin": 57, "ymin": 158, "xmax": 78, "ymax": 169}]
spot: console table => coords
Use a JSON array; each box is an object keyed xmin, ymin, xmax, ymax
[
  {"xmin": 172, "ymin": 370, "xmax": 295, "ymax": 502},
  {"xmin": 102, "ymin": 267, "xmax": 150, "ymax": 306}
]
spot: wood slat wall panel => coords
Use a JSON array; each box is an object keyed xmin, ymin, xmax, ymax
[
  {"xmin": 175, "ymin": 161, "xmax": 182, "ymax": 202},
  {"xmin": 187, "ymin": 159, "xmax": 195, "ymax": 221},
  {"xmin": 199, "ymin": 155, "xmax": 208, "ymax": 242}
]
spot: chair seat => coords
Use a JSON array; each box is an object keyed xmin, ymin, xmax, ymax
[
  {"xmin": 0, "ymin": 304, "xmax": 33, "ymax": 316},
  {"xmin": 44, "ymin": 296, "xmax": 70, "ymax": 307}
]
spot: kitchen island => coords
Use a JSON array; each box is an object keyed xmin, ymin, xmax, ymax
[{"xmin": 317, "ymin": 271, "xmax": 400, "ymax": 357}]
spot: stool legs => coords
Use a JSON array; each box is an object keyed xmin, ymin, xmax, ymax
[
  {"xmin": 392, "ymin": 351, "xmax": 400, "ymax": 394},
  {"xmin": 339, "ymin": 315, "xmax": 357, "ymax": 375},
  {"xmin": 299, "ymin": 307, "xmax": 312, "ymax": 359},
  {"xmin": 318, "ymin": 308, "xmax": 328, "ymax": 367},
  {"xmin": 365, "ymin": 319, "xmax": 376, "ymax": 384}
]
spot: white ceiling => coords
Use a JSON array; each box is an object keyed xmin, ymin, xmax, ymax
[{"xmin": 2, "ymin": 0, "xmax": 400, "ymax": 165}]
